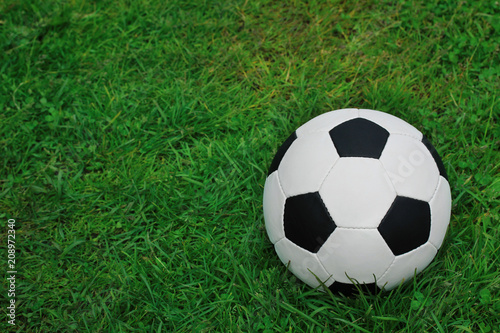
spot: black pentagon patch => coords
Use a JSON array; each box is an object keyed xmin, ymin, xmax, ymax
[
  {"xmin": 329, "ymin": 118, "xmax": 390, "ymax": 158},
  {"xmin": 422, "ymin": 136, "xmax": 448, "ymax": 180},
  {"xmin": 268, "ymin": 131, "xmax": 297, "ymax": 176},
  {"xmin": 284, "ymin": 192, "xmax": 336, "ymax": 253},
  {"xmin": 328, "ymin": 281, "xmax": 379, "ymax": 296},
  {"xmin": 378, "ymin": 196, "xmax": 431, "ymax": 256}
]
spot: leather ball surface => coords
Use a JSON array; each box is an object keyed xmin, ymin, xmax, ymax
[{"xmin": 263, "ymin": 109, "xmax": 451, "ymax": 293}]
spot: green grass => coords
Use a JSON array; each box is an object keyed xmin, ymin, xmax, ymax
[{"xmin": 1, "ymin": 0, "xmax": 499, "ymax": 331}]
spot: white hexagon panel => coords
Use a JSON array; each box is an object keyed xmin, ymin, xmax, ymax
[
  {"xmin": 380, "ymin": 134, "xmax": 440, "ymax": 202},
  {"xmin": 429, "ymin": 177, "xmax": 452, "ymax": 249},
  {"xmin": 263, "ymin": 172, "xmax": 286, "ymax": 245},
  {"xmin": 318, "ymin": 228, "xmax": 395, "ymax": 284},
  {"xmin": 275, "ymin": 238, "xmax": 332, "ymax": 288},
  {"xmin": 319, "ymin": 158, "xmax": 396, "ymax": 229},
  {"xmin": 278, "ymin": 131, "xmax": 339, "ymax": 197},
  {"xmin": 377, "ymin": 242, "xmax": 437, "ymax": 290}
]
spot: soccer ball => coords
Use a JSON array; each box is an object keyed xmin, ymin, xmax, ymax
[{"xmin": 263, "ymin": 108, "xmax": 451, "ymax": 293}]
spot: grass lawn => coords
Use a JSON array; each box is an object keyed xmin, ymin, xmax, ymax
[{"xmin": 1, "ymin": 0, "xmax": 499, "ymax": 331}]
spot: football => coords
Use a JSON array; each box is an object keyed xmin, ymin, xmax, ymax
[{"xmin": 263, "ymin": 108, "xmax": 452, "ymax": 294}]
